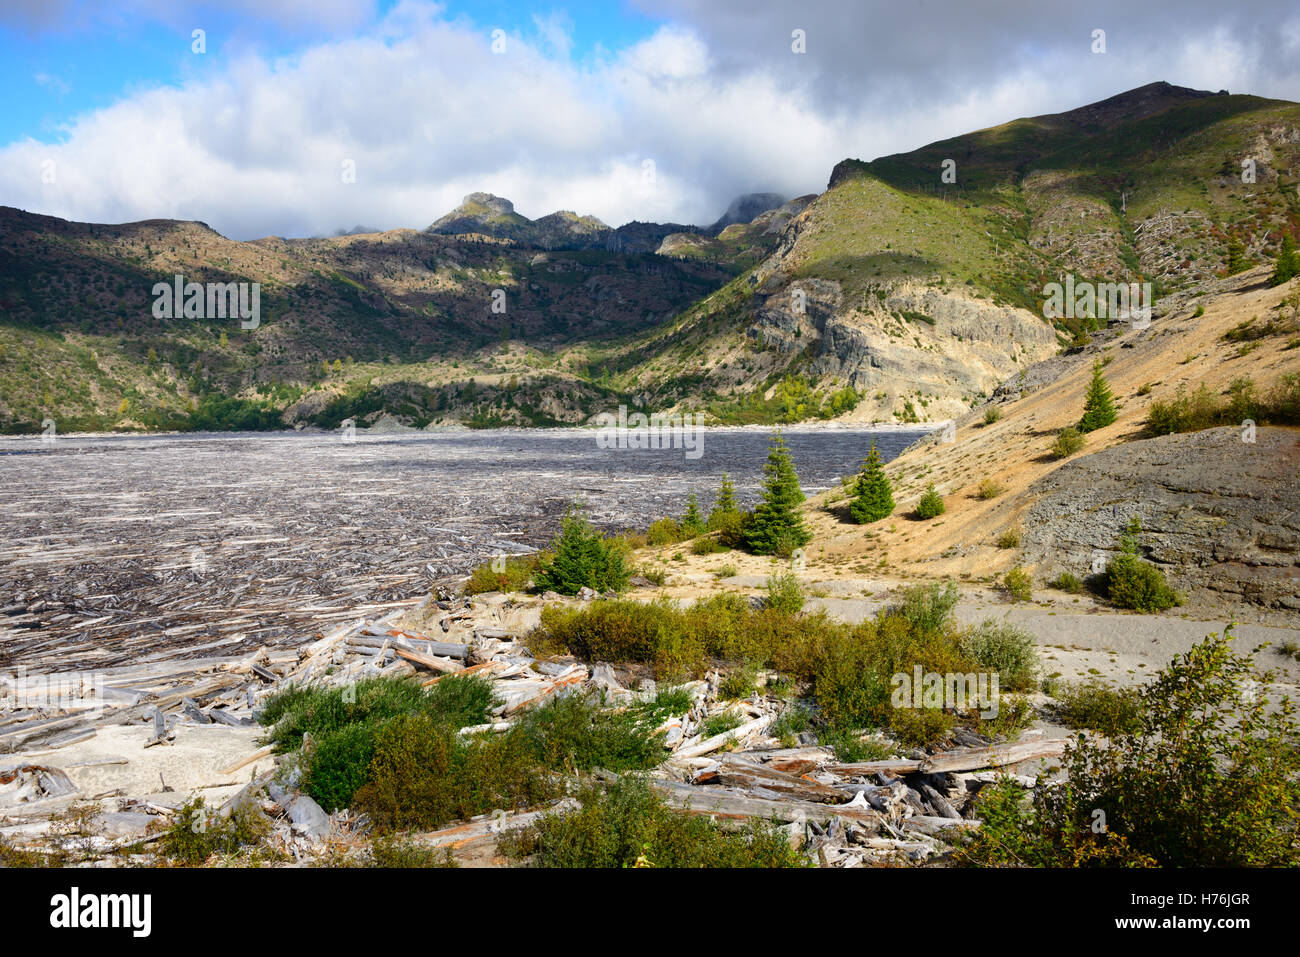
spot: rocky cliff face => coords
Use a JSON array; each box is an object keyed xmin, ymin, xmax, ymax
[
  {"xmin": 735, "ymin": 187, "xmax": 1061, "ymax": 420},
  {"xmin": 1020, "ymin": 427, "xmax": 1300, "ymax": 612}
]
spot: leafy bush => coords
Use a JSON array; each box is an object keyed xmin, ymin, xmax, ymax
[
  {"xmin": 163, "ymin": 796, "xmax": 271, "ymax": 865},
  {"xmin": 719, "ymin": 663, "xmax": 760, "ymax": 701},
  {"xmin": 1105, "ymin": 554, "xmax": 1181, "ymax": 611},
  {"xmin": 765, "ymin": 571, "xmax": 805, "ymax": 615},
  {"xmin": 511, "ymin": 691, "xmax": 666, "ymax": 773},
  {"xmin": 646, "ymin": 517, "xmax": 684, "ymax": 546},
  {"xmin": 260, "ymin": 675, "xmax": 494, "ymax": 753},
  {"xmin": 709, "ymin": 508, "xmax": 751, "ymax": 550},
  {"xmin": 1002, "ymin": 566, "xmax": 1032, "ymax": 602},
  {"xmin": 961, "ymin": 629, "xmax": 1300, "ymax": 867},
  {"xmin": 983, "ymin": 406, "xmax": 1003, "ymax": 425},
  {"xmin": 701, "ymin": 711, "xmax": 745, "ymax": 738},
  {"xmin": 306, "ymin": 721, "xmax": 386, "ymax": 811},
  {"xmin": 534, "ymin": 507, "xmax": 630, "ymax": 595},
  {"xmin": 914, "ymin": 483, "xmax": 945, "ymax": 519},
  {"xmin": 505, "ymin": 777, "xmax": 807, "ymax": 868},
  {"xmin": 1104, "ymin": 518, "xmax": 1182, "ymax": 612},
  {"xmin": 690, "ymin": 535, "xmax": 725, "ymax": 555},
  {"xmin": 464, "ymin": 553, "xmax": 540, "ymax": 595},
  {"xmin": 354, "ymin": 713, "xmax": 555, "ymax": 829},
  {"xmin": 960, "ymin": 620, "xmax": 1038, "ymax": 692},
  {"xmin": 1047, "ymin": 571, "xmax": 1083, "ymax": 593},
  {"xmin": 1055, "ymin": 680, "xmax": 1143, "ymax": 735},
  {"xmin": 977, "ymin": 479, "xmax": 1004, "ymax": 500},
  {"xmin": 816, "ymin": 727, "xmax": 895, "ymax": 762},
  {"xmin": 885, "ymin": 581, "xmax": 960, "ymax": 636},
  {"xmin": 995, "ymin": 526, "xmax": 1021, "ymax": 548},
  {"xmin": 369, "ymin": 835, "xmax": 458, "ymax": 868},
  {"xmin": 1050, "ymin": 426, "xmax": 1085, "ymax": 458}
]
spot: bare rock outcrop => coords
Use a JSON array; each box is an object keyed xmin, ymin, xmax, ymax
[{"xmin": 1020, "ymin": 427, "xmax": 1300, "ymax": 611}]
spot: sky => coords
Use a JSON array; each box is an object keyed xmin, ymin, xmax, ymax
[{"xmin": 1, "ymin": 0, "xmax": 1298, "ymax": 240}]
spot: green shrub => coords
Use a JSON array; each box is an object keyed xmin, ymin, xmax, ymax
[
  {"xmin": 816, "ymin": 727, "xmax": 895, "ymax": 762},
  {"xmin": 960, "ymin": 620, "xmax": 1038, "ymax": 692},
  {"xmin": 353, "ymin": 713, "xmax": 555, "ymax": 830},
  {"xmin": 690, "ymin": 535, "xmax": 725, "ymax": 555},
  {"xmin": 534, "ymin": 599, "xmax": 703, "ymax": 677},
  {"xmin": 914, "ymin": 483, "xmax": 945, "ymax": 519},
  {"xmin": 710, "ymin": 509, "xmax": 752, "ymax": 549},
  {"xmin": 507, "ymin": 777, "xmax": 807, "ymax": 868},
  {"xmin": 1002, "ymin": 566, "xmax": 1032, "ymax": 602},
  {"xmin": 765, "ymin": 571, "xmax": 805, "ymax": 615},
  {"xmin": 714, "ymin": 563, "xmax": 738, "ymax": 579},
  {"xmin": 464, "ymin": 553, "xmax": 539, "ymax": 595},
  {"xmin": 885, "ymin": 581, "xmax": 960, "ymax": 636},
  {"xmin": 306, "ymin": 721, "xmax": 385, "ymax": 811},
  {"xmin": 646, "ymin": 517, "xmax": 683, "ymax": 546},
  {"xmin": 995, "ymin": 526, "xmax": 1021, "ymax": 548},
  {"xmin": 260, "ymin": 675, "xmax": 495, "ymax": 754},
  {"xmin": 1047, "ymin": 571, "xmax": 1083, "ymax": 593},
  {"xmin": 162, "ymin": 796, "xmax": 272, "ymax": 865},
  {"xmin": 977, "ymin": 479, "xmax": 1004, "ymax": 500},
  {"xmin": 771, "ymin": 703, "xmax": 813, "ymax": 745},
  {"xmin": 1050, "ymin": 426, "xmax": 1085, "ymax": 458},
  {"xmin": 1105, "ymin": 553, "xmax": 1182, "ymax": 611},
  {"xmin": 951, "ymin": 777, "xmax": 1155, "ymax": 867},
  {"xmin": 1104, "ymin": 518, "xmax": 1182, "ymax": 612},
  {"xmin": 638, "ymin": 566, "xmax": 666, "ymax": 585},
  {"xmin": 1055, "ymin": 630, "xmax": 1300, "ymax": 865},
  {"xmin": 1055, "ymin": 680, "xmax": 1143, "ymax": 735},
  {"xmin": 512, "ymin": 691, "xmax": 666, "ymax": 773},
  {"xmin": 983, "ymin": 406, "xmax": 1003, "ymax": 425},
  {"xmin": 701, "ymin": 711, "xmax": 745, "ymax": 738},
  {"xmin": 370, "ymin": 835, "xmax": 458, "ymax": 868},
  {"xmin": 719, "ymin": 663, "xmax": 760, "ymax": 701},
  {"xmin": 534, "ymin": 507, "xmax": 631, "ymax": 595}
]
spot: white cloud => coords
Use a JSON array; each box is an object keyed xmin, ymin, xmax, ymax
[{"xmin": 1, "ymin": 1, "xmax": 1297, "ymax": 240}]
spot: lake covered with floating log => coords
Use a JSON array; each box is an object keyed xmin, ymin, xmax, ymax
[{"xmin": 0, "ymin": 426, "xmax": 929, "ymax": 671}]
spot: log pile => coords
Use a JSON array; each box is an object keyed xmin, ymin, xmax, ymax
[{"xmin": 2, "ymin": 587, "xmax": 1068, "ymax": 866}]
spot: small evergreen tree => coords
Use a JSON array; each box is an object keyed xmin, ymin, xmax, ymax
[
  {"xmin": 1078, "ymin": 359, "xmax": 1117, "ymax": 433},
  {"xmin": 744, "ymin": 433, "xmax": 810, "ymax": 555},
  {"xmin": 1270, "ymin": 233, "xmax": 1298, "ymax": 287},
  {"xmin": 1226, "ymin": 237, "xmax": 1247, "ymax": 276},
  {"xmin": 681, "ymin": 493, "xmax": 704, "ymax": 536},
  {"xmin": 534, "ymin": 506, "xmax": 629, "ymax": 595},
  {"xmin": 849, "ymin": 442, "xmax": 894, "ymax": 524},
  {"xmin": 915, "ymin": 483, "xmax": 945, "ymax": 520},
  {"xmin": 709, "ymin": 472, "xmax": 738, "ymax": 523}
]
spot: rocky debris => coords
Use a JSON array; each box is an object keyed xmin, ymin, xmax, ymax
[{"xmin": 1020, "ymin": 426, "xmax": 1300, "ymax": 611}]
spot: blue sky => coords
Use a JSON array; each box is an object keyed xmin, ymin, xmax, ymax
[
  {"xmin": 0, "ymin": 2, "xmax": 664, "ymax": 145},
  {"xmin": 1, "ymin": 1, "xmax": 1296, "ymax": 239}
]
